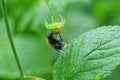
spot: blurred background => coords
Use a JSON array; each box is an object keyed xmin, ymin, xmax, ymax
[{"xmin": 0, "ymin": 0, "xmax": 120, "ymax": 80}]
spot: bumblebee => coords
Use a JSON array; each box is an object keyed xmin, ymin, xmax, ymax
[{"xmin": 47, "ymin": 32, "xmax": 66, "ymax": 51}]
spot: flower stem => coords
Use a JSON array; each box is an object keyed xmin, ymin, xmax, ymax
[
  {"xmin": 1, "ymin": 0, "xmax": 25, "ymax": 80},
  {"xmin": 44, "ymin": 0, "xmax": 56, "ymax": 23}
]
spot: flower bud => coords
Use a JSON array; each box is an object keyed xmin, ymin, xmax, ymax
[{"xmin": 45, "ymin": 14, "xmax": 65, "ymax": 33}]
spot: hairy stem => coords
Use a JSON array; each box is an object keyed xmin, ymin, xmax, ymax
[
  {"xmin": 44, "ymin": 0, "xmax": 56, "ymax": 22},
  {"xmin": 1, "ymin": 0, "xmax": 25, "ymax": 79}
]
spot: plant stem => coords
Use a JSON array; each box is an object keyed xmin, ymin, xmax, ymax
[
  {"xmin": 1, "ymin": 0, "xmax": 25, "ymax": 80},
  {"xmin": 44, "ymin": 0, "xmax": 56, "ymax": 22}
]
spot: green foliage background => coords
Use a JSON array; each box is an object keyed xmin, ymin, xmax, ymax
[{"xmin": 0, "ymin": 0, "xmax": 120, "ymax": 80}]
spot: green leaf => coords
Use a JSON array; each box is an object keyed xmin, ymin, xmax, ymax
[
  {"xmin": 0, "ymin": 34, "xmax": 52, "ymax": 79},
  {"xmin": 53, "ymin": 25, "xmax": 120, "ymax": 80}
]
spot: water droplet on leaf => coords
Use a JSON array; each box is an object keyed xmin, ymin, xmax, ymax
[
  {"xmin": 110, "ymin": 32, "xmax": 115, "ymax": 36},
  {"xmin": 99, "ymin": 32, "xmax": 103, "ymax": 34},
  {"xmin": 93, "ymin": 41, "xmax": 99, "ymax": 44},
  {"xmin": 99, "ymin": 52, "xmax": 105, "ymax": 55}
]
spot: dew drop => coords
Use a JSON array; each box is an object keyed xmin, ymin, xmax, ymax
[
  {"xmin": 99, "ymin": 52, "xmax": 105, "ymax": 55},
  {"xmin": 93, "ymin": 41, "xmax": 99, "ymax": 44},
  {"xmin": 110, "ymin": 32, "xmax": 115, "ymax": 36},
  {"xmin": 111, "ymin": 27, "xmax": 115, "ymax": 31},
  {"xmin": 115, "ymin": 49, "xmax": 119, "ymax": 53},
  {"xmin": 99, "ymin": 32, "xmax": 103, "ymax": 34},
  {"xmin": 97, "ymin": 37, "xmax": 102, "ymax": 40}
]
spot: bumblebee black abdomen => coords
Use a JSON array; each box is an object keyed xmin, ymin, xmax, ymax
[
  {"xmin": 54, "ymin": 41, "xmax": 66, "ymax": 50},
  {"xmin": 47, "ymin": 33, "xmax": 66, "ymax": 51}
]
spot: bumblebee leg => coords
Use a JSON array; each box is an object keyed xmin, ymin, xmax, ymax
[{"xmin": 58, "ymin": 34, "xmax": 63, "ymax": 41}]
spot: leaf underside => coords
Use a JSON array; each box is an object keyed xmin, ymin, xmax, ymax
[{"xmin": 53, "ymin": 25, "xmax": 120, "ymax": 80}]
